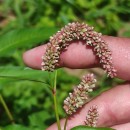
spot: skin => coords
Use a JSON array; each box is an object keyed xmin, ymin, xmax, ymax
[{"xmin": 23, "ymin": 36, "xmax": 130, "ymax": 130}]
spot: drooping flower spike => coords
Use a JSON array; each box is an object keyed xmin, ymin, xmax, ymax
[
  {"xmin": 63, "ymin": 73, "xmax": 96, "ymax": 115},
  {"xmin": 42, "ymin": 22, "xmax": 117, "ymax": 78}
]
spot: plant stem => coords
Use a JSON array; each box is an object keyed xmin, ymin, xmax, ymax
[
  {"xmin": 53, "ymin": 70, "xmax": 61, "ymax": 130},
  {"xmin": 0, "ymin": 94, "xmax": 15, "ymax": 124},
  {"xmin": 64, "ymin": 116, "xmax": 68, "ymax": 130},
  {"xmin": 54, "ymin": 70, "xmax": 57, "ymax": 90}
]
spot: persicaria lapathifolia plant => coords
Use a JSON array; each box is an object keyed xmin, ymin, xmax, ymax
[
  {"xmin": 42, "ymin": 22, "xmax": 117, "ymax": 78},
  {"xmin": 41, "ymin": 22, "xmax": 116, "ymax": 130}
]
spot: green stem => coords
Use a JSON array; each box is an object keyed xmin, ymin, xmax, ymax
[
  {"xmin": 53, "ymin": 70, "xmax": 61, "ymax": 130},
  {"xmin": 64, "ymin": 116, "xmax": 68, "ymax": 130},
  {"xmin": 54, "ymin": 70, "xmax": 57, "ymax": 90},
  {"xmin": 0, "ymin": 94, "xmax": 15, "ymax": 124}
]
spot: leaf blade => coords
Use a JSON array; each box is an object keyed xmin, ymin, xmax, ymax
[
  {"xmin": 71, "ymin": 125, "xmax": 115, "ymax": 130},
  {"xmin": 0, "ymin": 27, "xmax": 58, "ymax": 56},
  {"xmin": 0, "ymin": 66, "xmax": 54, "ymax": 86}
]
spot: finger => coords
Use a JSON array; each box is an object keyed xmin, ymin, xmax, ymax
[
  {"xmin": 23, "ymin": 36, "xmax": 130, "ymax": 80},
  {"xmin": 112, "ymin": 122, "xmax": 130, "ymax": 130},
  {"xmin": 47, "ymin": 83, "xmax": 130, "ymax": 130},
  {"xmin": 23, "ymin": 41, "xmax": 98, "ymax": 68}
]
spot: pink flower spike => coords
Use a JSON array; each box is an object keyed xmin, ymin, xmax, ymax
[{"xmin": 42, "ymin": 22, "xmax": 117, "ymax": 78}]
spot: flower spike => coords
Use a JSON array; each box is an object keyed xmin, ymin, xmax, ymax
[
  {"xmin": 85, "ymin": 105, "xmax": 99, "ymax": 127},
  {"xmin": 63, "ymin": 73, "xmax": 96, "ymax": 115},
  {"xmin": 42, "ymin": 22, "xmax": 117, "ymax": 78}
]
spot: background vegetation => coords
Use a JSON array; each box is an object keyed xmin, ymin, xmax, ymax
[{"xmin": 0, "ymin": 0, "xmax": 129, "ymax": 129}]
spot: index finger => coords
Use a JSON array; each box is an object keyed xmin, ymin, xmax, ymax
[{"xmin": 23, "ymin": 36, "xmax": 130, "ymax": 80}]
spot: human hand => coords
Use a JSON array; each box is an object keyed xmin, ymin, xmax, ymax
[{"xmin": 23, "ymin": 36, "xmax": 130, "ymax": 130}]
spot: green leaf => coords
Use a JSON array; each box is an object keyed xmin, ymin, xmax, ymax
[
  {"xmin": 0, "ymin": 66, "xmax": 54, "ymax": 86},
  {"xmin": 0, "ymin": 27, "xmax": 58, "ymax": 56},
  {"xmin": 2, "ymin": 124, "xmax": 31, "ymax": 130},
  {"xmin": 71, "ymin": 125, "xmax": 115, "ymax": 130}
]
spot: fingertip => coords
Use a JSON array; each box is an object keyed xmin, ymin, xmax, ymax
[{"xmin": 23, "ymin": 45, "xmax": 47, "ymax": 69}]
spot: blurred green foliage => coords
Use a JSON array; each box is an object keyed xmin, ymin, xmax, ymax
[
  {"xmin": 0, "ymin": 0, "xmax": 130, "ymax": 36},
  {"xmin": 0, "ymin": 0, "xmax": 129, "ymax": 129}
]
